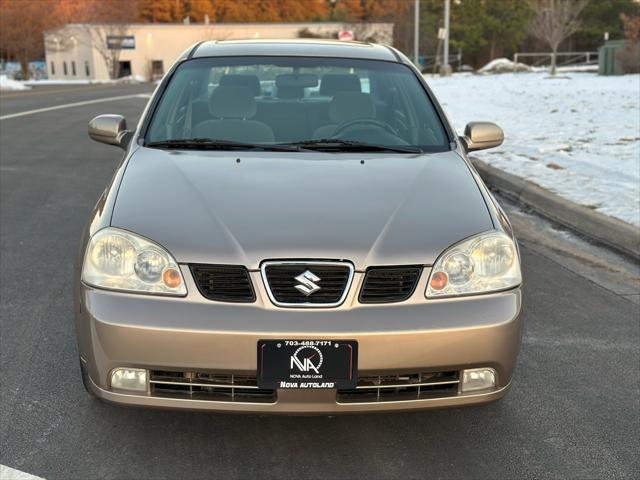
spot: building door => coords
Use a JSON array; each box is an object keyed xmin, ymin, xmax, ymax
[
  {"xmin": 151, "ymin": 60, "xmax": 164, "ymax": 81},
  {"xmin": 118, "ymin": 61, "xmax": 132, "ymax": 78}
]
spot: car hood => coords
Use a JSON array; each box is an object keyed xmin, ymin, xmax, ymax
[{"xmin": 111, "ymin": 147, "xmax": 493, "ymax": 269}]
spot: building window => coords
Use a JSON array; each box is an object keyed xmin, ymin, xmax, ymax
[
  {"xmin": 71, "ymin": 61, "xmax": 76, "ymax": 76},
  {"xmin": 84, "ymin": 61, "xmax": 90, "ymax": 77},
  {"xmin": 63, "ymin": 61, "xmax": 67, "ymax": 75},
  {"xmin": 50, "ymin": 61, "xmax": 55, "ymax": 75}
]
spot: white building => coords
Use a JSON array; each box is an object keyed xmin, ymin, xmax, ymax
[{"xmin": 44, "ymin": 22, "xmax": 394, "ymax": 81}]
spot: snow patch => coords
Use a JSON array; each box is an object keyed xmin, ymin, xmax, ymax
[
  {"xmin": 477, "ymin": 58, "xmax": 598, "ymax": 75},
  {"xmin": 0, "ymin": 75, "xmax": 31, "ymax": 91},
  {"xmin": 22, "ymin": 75, "xmax": 148, "ymax": 86},
  {"xmin": 428, "ymin": 72, "xmax": 640, "ymax": 227},
  {"xmin": 479, "ymin": 57, "xmax": 531, "ymax": 73}
]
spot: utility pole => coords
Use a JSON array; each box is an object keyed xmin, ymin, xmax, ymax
[
  {"xmin": 441, "ymin": 0, "xmax": 452, "ymax": 76},
  {"xmin": 413, "ymin": 0, "xmax": 420, "ymax": 67}
]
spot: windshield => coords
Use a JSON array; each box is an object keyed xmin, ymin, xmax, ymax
[{"xmin": 145, "ymin": 56, "xmax": 450, "ymax": 152}]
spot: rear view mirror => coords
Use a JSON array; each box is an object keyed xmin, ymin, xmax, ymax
[
  {"xmin": 460, "ymin": 122, "xmax": 504, "ymax": 152},
  {"xmin": 275, "ymin": 73, "xmax": 319, "ymax": 89},
  {"xmin": 88, "ymin": 114, "xmax": 131, "ymax": 149}
]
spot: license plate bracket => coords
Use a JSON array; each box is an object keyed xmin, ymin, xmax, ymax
[{"xmin": 257, "ymin": 340, "xmax": 358, "ymax": 389}]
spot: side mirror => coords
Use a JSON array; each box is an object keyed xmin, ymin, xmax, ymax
[
  {"xmin": 88, "ymin": 114, "xmax": 131, "ymax": 149},
  {"xmin": 460, "ymin": 122, "xmax": 504, "ymax": 152}
]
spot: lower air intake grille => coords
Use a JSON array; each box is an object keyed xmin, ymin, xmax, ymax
[
  {"xmin": 191, "ymin": 264, "xmax": 255, "ymax": 302},
  {"xmin": 359, "ymin": 267, "xmax": 422, "ymax": 303},
  {"xmin": 337, "ymin": 371, "xmax": 459, "ymax": 403},
  {"xmin": 150, "ymin": 371, "xmax": 276, "ymax": 403},
  {"xmin": 262, "ymin": 262, "xmax": 353, "ymax": 306}
]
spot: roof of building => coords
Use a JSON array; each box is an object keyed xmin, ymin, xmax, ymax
[{"xmin": 191, "ymin": 39, "xmax": 401, "ymax": 62}]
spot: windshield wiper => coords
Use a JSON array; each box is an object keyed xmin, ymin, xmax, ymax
[
  {"xmin": 282, "ymin": 139, "xmax": 422, "ymax": 153},
  {"xmin": 146, "ymin": 138, "xmax": 300, "ymax": 152}
]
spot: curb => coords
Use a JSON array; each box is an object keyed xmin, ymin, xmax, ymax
[{"xmin": 470, "ymin": 158, "xmax": 640, "ymax": 261}]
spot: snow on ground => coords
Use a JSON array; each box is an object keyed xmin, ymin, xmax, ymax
[
  {"xmin": 428, "ymin": 72, "xmax": 640, "ymax": 227},
  {"xmin": 0, "ymin": 74, "xmax": 148, "ymax": 88},
  {"xmin": 477, "ymin": 57, "xmax": 598, "ymax": 74},
  {"xmin": 23, "ymin": 74, "xmax": 147, "ymax": 86},
  {"xmin": 0, "ymin": 75, "xmax": 31, "ymax": 91}
]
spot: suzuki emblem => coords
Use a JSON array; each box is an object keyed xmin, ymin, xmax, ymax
[{"xmin": 294, "ymin": 270, "xmax": 321, "ymax": 296}]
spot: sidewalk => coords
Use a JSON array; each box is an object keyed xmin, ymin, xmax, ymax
[{"xmin": 472, "ymin": 157, "xmax": 640, "ymax": 260}]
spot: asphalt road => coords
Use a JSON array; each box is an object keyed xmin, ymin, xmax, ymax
[{"xmin": 1, "ymin": 84, "xmax": 639, "ymax": 480}]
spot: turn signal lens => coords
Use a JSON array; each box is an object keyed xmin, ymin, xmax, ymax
[
  {"xmin": 163, "ymin": 268, "xmax": 182, "ymax": 288},
  {"xmin": 430, "ymin": 271, "xmax": 448, "ymax": 290}
]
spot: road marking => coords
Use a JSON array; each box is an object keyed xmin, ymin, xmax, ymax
[
  {"xmin": 0, "ymin": 465, "xmax": 46, "ymax": 480},
  {"xmin": 0, "ymin": 83, "xmax": 127, "ymax": 98},
  {"xmin": 0, "ymin": 94, "xmax": 151, "ymax": 120}
]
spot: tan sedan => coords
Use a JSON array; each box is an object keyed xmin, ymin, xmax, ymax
[{"xmin": 75, "ymin": 39, "xmax": 522, "ymax": 413}]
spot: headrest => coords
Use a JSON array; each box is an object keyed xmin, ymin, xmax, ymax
[
  {"xmin": 275, "ymin": 73, "xmax": 317, "ymax": 99},
  {"xmin": 319, "ymin": 73, "xmax": 361, "ymax": 96},
  {"xmin": 329, "ymin": 92, "xmax": 374, "ymax": 124},
  {"xmin": 219, "ymin": 74, "xmax": 261, "ymax": 96},
  {"xmin": 209, "ymin": 86, "xmax": 256, "ymax": 119}
]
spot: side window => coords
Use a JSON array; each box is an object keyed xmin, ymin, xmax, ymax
[
  {"xmin": 50, "ymin": 61, "xmax": 55, "ymax": 75},
  {"xmin": 84, "ymin": 61, "xmax": 90, "ymax": 77},
  {"xmin": 147, "ymin": 71, "xmax": 206, "ymax": 141},
  {"xmin": 71, "ymin": 61, "xmax": 76, "ymax": 76},
  {"xmin": 370, "ymin": 71, "xmax": 413, "ymax": 143},
  {"xmin": 397, "ymin": 75, "xmax": 447, "ymax": 146},
  {"xmin": 63, "ymin": 61, "xmax": 67, "ymax": 75}
]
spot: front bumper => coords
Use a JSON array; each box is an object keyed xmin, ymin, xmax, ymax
[{"xmin": 76, "ymin": 268, "xmax": 523, "ymax": 413}]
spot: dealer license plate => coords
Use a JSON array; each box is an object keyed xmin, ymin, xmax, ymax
[{"xmin": 257, "ymin": 340, "xmax": 358, "ymax": 389}]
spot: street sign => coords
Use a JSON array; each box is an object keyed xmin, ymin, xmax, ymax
[
  {"xmin": 438, "ymin": 28, "xmax": 447, "ymax": 40},
  {"xmin": 338, "ymin": 31, "xmax": 354, "ymax": 41}
]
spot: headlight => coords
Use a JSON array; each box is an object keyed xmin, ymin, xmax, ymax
[
  {"xmin": 426, "ymin": 231, "xmax": 521, "ymax": 298},
  {"xmin": 82, "ymin": 227, "xmax": 186, "ymax": 295}
]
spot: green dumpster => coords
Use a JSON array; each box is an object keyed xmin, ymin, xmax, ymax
[{"xmin": 599, "ymin": 40, "xmax": 639, "ymax": 75}]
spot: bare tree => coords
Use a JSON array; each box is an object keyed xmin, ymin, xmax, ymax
[
  {"xmin": 618, "ymin": 13, "xmax": 640, "ymax": 74},
  {"xmin": 528, "ymin": 0, "xmax": 588, "ymax": 76},
  {"xmin": 0, "ymin": 0, "xmax": 55, "ymax": 79},
  {"xmin": 79, "ymin": 24, "xmax": 132, "ymax": 79},
  {"xmin": 46, "ymin": 0, "xmax": 139, "ymax": 80},
  {"xmin": 75, "ymin": 0, "xmax": 140, "ymax": 79}
]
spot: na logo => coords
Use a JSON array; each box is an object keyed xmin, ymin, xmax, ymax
[{"xmin": 290, "ymin": 346, "xmax": 323, "ymax": 374}]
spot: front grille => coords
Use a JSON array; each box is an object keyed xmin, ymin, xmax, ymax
[
  {"xmin": 191, "ymin": 264, "xmax": 255, "ymax": 302},
  {"xmin": 262, "ymin": 262, "xmax": 353, "ymax": 306},
  {"xmin": 359, "ymin": 267, "xmax": 422, "ymax": 303},
  {"xmin": 150, "ymin": 371, "xmax": 276, "ymax": 403},
  {"xmin": 337, "ymin": 371, "xmax": 459, "ymax": 403}
]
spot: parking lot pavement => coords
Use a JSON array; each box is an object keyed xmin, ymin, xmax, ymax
[
  {"xmin": 0, "ymin": 83, "xmax": 155, "ymax": 117},
  {"xmin": 1, "ymin": 84, "xmax": 638, "ymax": 480}
]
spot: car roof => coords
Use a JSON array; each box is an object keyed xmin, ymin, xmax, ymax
[{"xmin": 191, "ymin": 39, "xmax": 403, "ymax": 63}]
